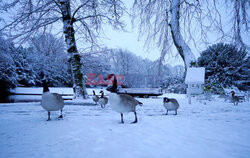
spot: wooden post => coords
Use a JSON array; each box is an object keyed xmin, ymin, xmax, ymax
[
  {"xmin": 187, "ymin": 85, "xmax": 191, "ymax": 104},
  {"xmin": 188, "ymin": 94, "xmax": 191, "ymax": 104},
  {"xmin": 247, "ymin": 91, "xmax": 249, "ymax": 102}
]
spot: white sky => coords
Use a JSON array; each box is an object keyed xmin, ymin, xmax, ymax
[
  {"xmin": 100, "ymin": 19, "xmax": 185, "ymax": 66},
  {"xmin": 99, "ymin": 1, "xmax": 164, "ymax": 63},
  {"xmin": 101, "ymin": 25, "xmax": 159, "ymax": 61}
]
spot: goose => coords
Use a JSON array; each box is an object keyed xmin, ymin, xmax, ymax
[
  {"xmin": 92, "ymin": 90, "xmax": 99, "ymax": 105},
  {"xmin": 231, "ymin": 91, "xmax": 239, "ymax": 106},
  {"xmin": 41, "ymin": 79, "xmax": 64, "ymax": 121},
  {"xmin": 163, "ymin": 97, "xmax": 179, "ymax": 115},
  {"xmin": 106, "ymin": 74, "xmax": 142, "ymax": 123},
  {"xmin": 98, "ymin": 90, "xmax": 108, "ymax": 108}
]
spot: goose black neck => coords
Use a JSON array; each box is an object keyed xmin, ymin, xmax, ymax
[
  {"xmin": 101, "ymin": 92, "xmax": 104, "ymax": 98},
  {"xmin": 42, "ymin": 80, "xmax": 49, "ymax": 93},
  {"xmin": 93, "ymin": 91, "xmax": 96, "ymax": 95},
  {"xmin": 163, "ymin": 97, "xmax": 169, "ymax": 102},
  {"xmin": 111, "ymin": 75, "xmax": 118, "ymax": 93},
  {"xmin": 231, "ymin": 91, "xmax": 235, "ymax": 96}
]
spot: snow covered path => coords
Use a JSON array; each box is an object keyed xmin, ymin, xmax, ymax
[{"xmin": 0, "ymin": 96, "xmax": 250, "ymax": 158}]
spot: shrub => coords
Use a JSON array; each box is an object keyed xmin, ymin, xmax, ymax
[
  {"xmin": 165, "ymin": 77, "xmax": 187, "ymax": 94},
  {"xmin": 197, "ymin": 43, "xmax": 249, "ymax": 93},
  {"xmin": 0, "ymin": 38, "xmax": 16, "ymax": 102}
]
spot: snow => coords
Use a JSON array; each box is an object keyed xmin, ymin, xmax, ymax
[
  {"xmin": 11, "ymin": 87, "xmax": 111, "ymax": 96},
  {"xmin": 9, "ymin": 87, "xmax": 110, "ymax": 102},
  {"xmin": 185, "ymin": 67, "xmax": 205, "ymax": 84},
  {"xmin": 1, "ymin": 94, "xmax": 250, "ymax": 158},
  {"xmin": 118, "ymin": 88, "xmax": 162, "ymax": 95},
  {"xmin": 11, "ymin": 87, "xmax": 74, "ymax": 95}
]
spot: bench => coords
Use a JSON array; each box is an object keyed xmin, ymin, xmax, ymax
[
  {"xmin": 9, "ymin": 87, "xmax": 73, "ymax": 102},
  {"xmin": 117, "ymin": 88, "xmax": 163, "ymax": 98}
]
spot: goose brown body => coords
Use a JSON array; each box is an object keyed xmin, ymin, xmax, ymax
[
  {"xmin": 92, "ymin": 90, "xmax": 99, "ymax": 105},
  {"xmin": 41, "ymin": 79, "xmax": 64, "ymax": 121},
  {"xmin": 108, "ymin": 93, "xmax": 141, "ymax": 113},
  {"xmin": 106, "ymin": 74, "xmax": 142, "ymax": 123},
  {"xmin": 231, "ymin": 91, "xmax": 239, "ymax": 106},
  {"xmin": 163, "ymin": 97, "xmax": 179, "ymax": 115},
  {"xmin": 41, "ymin": 92, "xmax": 64, "ymax": 111},
  {"xmin": 98, "ymin": 91, "xmax": 108, "ymax": 108}
]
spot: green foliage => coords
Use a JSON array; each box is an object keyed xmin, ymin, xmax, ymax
[
  {"xmin": 190, "ymin": 61, "xmax": 197, "ymax": 67},
  {"xmin": 201, "ymin": 82, "xmax": 223, "ymax": 94},
  {"xmin": 198, "ymin": 43, "xmax": 249, "ymax": 93}
]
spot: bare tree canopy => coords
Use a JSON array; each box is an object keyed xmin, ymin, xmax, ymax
[
  {"xmin": 132, "ymin": 0, "xmax": 250, "ymax": 71},
  {"xmin": 231, "ymin": 0, "xmax": 250, "ymax": 49},
  {"xmin": 0, "ymin": 0, "xmax": 126, "ymax": 98},
  {"xmin": 0, "ymin": 0, "xmax": 125, "ymax": 44}
]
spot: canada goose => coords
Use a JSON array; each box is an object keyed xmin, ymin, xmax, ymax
[
  {"xmin": 41, "ymin": 79, "xmax": 64, "ymax": 121},
  {"xmin": 98, "ymin": 90, "xmax": 108, "ymax": 108},
  {"xmin": 92, "ymin": 90, "xmax": 99, "ymax": 105},
  {"xmin": 231, "ymin": 91, "xmax": 239, "ymax": 106},
  {"xmin": 106, "ymin": 74, "xmax": 142, "ymax": 123},
  {"xmin": 163, "ymin": 97, "xmax": 179, "ymax": 115}
]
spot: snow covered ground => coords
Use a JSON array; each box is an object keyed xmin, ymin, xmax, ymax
[
  {"xmin": 0, "ymin": 94, "xmax": 250, "ymax": 158},
  {"xmin": 9, "ymin": 87, "xmax": 109, "ymax": 102}
]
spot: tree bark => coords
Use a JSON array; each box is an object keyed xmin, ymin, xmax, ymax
[
  {"xmin": 59, "ymin": 0, "xmax": 87, "ymax": 99},
  {"xmin": 169, "ymin": 0, "xmax": 196, "ymax": 71},
  {"xmin": 234, "ymin": 0, "xmax": 244, "ymax": 49}
]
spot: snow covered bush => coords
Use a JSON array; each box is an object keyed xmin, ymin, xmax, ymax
[
  {"xmin": 164, "ymin": 77, "xmax": 187, "ymax": 94},
  {"xmin": 197, "ymin": 43, "xmax": 249, "ymax": 93},
  {"xmin": 166, "ymin": 83, "xmax": 187, "ymax": 94},
  {"xmin": 0, "ymin": 33, "xmax": 72, "ymax": 90},
  {"xmin": 10, "ymin": 46, "xmax": 36, "ymax": 86},
  {"xmin": 28, "ymin": 34, "xmax": 72, "ymax": 87},
  {"xmin": 0, "ymin": 36, "xmax": 16, "ymax": 102}
]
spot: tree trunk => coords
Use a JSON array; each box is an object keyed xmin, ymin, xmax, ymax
[
  {"xmin": 234, "ymin": 0, "xmax": 244, "ymax": 49},
  {"xmin": 169, "ymin": 0, "xmax": 196, "ymax": 71},
  {"xmin": 59, "ymin": 0, "xmax": 87, "ymax": 99}
]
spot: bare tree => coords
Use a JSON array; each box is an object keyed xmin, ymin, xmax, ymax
[
  {"xmin": 133, "ymin": 0, "xmax": 197, "ymax": 71},
  {"xmin": 29, "ymin": 33, "xmax": 72, "ymax": 86},
  {"xmin": 0, "ymin": 0, "xmax": 125, "ymax": 98},
  {"xmin": 132, "ymin": 0, "xmax": 249, "ymax": 72},
  {"xmin": 107, "ymin": 49, "xmax": 135, "ymax": 86},
  {"xmin": 231, "ymin": 0, "xmax": 249, "ymax": 49}
]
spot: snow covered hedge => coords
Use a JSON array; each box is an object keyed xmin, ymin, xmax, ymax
[
  {"xmin": 0, "ymin": 36, "xmax": 17, "ymax": 102},
  {"xmin": 0, "ymin": 34, "xmax": 73, "ymax": 88},
  {"xmin": 164, "ymin": 77, "xmax": 187, "ymax": 94},
  {"xmin": 197, "ymin": 43, "xmax": 249, "ymax": 93}
]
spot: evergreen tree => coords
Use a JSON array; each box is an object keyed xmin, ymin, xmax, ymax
[
  {"xmin": 0, "ymin": 36, "xmax": 16, "ymax": 102},
  {"xmin": 198, "ymin": 43, "xmax": 249, "ymax": 93},
  {"xmin": 10, "ymin": 46, "xmax": 36, "ymax": 86}
]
